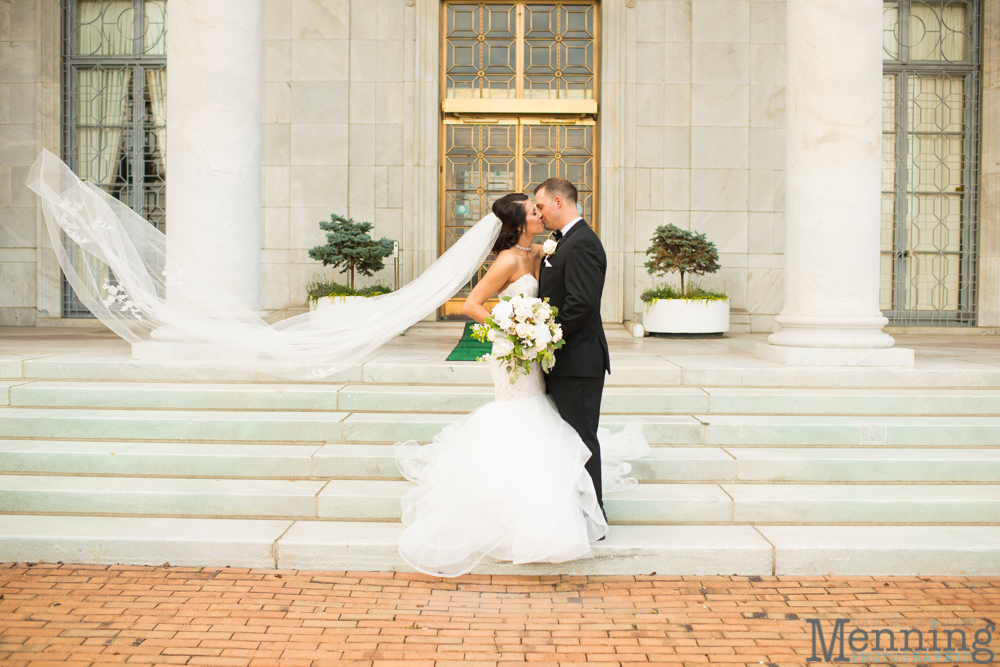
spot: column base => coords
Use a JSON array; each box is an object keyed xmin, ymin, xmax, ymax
[{"xmin": 755, "ymin": 343, "xmax": 915, "ymax": 367}]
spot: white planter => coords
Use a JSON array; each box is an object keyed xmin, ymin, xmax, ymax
[
  {"xmin": 309, "ymin": 295, "xmax": 364, "ymax": 311},
  {"xmin": 642, "ymin": 298, "xmax": 730, "ymax": 335}
]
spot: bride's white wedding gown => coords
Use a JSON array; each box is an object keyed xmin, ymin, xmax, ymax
[{"xmin": 394, "ymin": 273, "xmax": 650, "ymax": 577}]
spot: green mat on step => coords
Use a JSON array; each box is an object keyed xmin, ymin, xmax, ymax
[{"xmin": 445, "ymin": 322, "xmax": 493, "ymax": 361}]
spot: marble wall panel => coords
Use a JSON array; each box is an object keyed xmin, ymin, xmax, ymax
[
  {"xmin": 291, "ymin": 124, "xmax": 349, "ymax": 165},
  {"xmin": 692, "ymin": 43, "xmax": 750, "ymax": 84},
  {"xmin": 692, "ymin": 0, "xmax": 750, "ymax": 43},
  {"xmin": 263, "ymin": 207, "xmax": 290, "ymax": 250},
  {"xmin": 0, "ymin": 207, "xmax": 34, "ymax": 247},
  {"xmin": 290, "ymin": 82, "xmax": 349, "ymax": 124},
  {"xmin": 747, "ymin": 211, "xmax": 773, "ymax": 254},
  {"xmin": 0, "ymin": 124, "xmax": 35, "ymax": 165},
  {"xmin": 691, "ymin": 169, "xmax": 749, "ymax": 211},
  {"xmin": 663, "ymin": 0, "xmax": 693, "ymax": 42},
  {"xmin": 747, "ymin": 266, "xmax": 783, "ymax": 314},
  {"xmin": 290, "ymin": 166, "xmax": 349, "ymax": 210},
  {"xmin": 291, "ymin": 0, "xmax": 349, "ymax": 40},
  {"xmin": 692, "ymin": 84, "xmax": 748, "ymax": 127},
  {"xmin": 691, "ymin": 210, "xmax": 748, "ymax": 254},
  {"xmin": 691, "ymin": 127, "xmax": 749, "ymax": 170},
  {"xmin": 0, "ymin": 258, "xmax": 35, "ymax": 307},
  {"xmin": 291, "ymin": 39, "xmax": 349, "ymax": 81}
]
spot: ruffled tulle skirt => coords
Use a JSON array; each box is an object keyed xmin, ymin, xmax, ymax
[{"xmin": 394, "ymin": 392, "xmax": 649, "ymax": 577}]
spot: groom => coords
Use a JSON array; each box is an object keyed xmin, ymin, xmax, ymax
[{"xmin": 534, "ymin": 177, "xmax": 611, "ymax": 523}]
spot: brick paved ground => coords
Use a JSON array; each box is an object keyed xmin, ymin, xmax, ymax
[{"xmin": 0, "ymin": 563, "xmax": 997, "ymax": 666}]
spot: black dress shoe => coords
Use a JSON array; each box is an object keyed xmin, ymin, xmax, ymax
[{"xmin": 596, "ymin": 535, "xmax": 606, "ymax": 541}]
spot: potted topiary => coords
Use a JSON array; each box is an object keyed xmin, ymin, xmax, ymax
[
  {"xmin": 307, "ymin": 214, "xmax": 395, "ymax": 311},
  {"xmin": 641, "ymin": 224, "xmax": 729, "ymax": 337}
]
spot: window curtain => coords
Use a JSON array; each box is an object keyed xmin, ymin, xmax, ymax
[
  {"xmin": 75, "ymin": 0, "xmax": 134, "ymax": 191},
  {"xmin": 145, "ymin": 68, "xmax": 167, "ymax": 175},
  {"xmin": 909, "ymin": 2, "xmax": 968, "ymax": 62}
]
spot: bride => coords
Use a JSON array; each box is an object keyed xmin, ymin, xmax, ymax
[
  {"xmin": 25, "ymin": 151, "xmax": 648, "ymax": 577},
  {"xmin": 394, "ymin": 194, "xmax": 649, "ymax": 578}
]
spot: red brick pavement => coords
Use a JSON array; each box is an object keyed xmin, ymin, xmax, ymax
[{"xmin": 0, "ymin": 562, "xmax": 997, "ymax": 666}]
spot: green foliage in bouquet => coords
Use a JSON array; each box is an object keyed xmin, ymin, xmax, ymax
[
  {"xmin": 308, "ymin": 214, "xmax": 395, "ymax": 290},
  {"xmin": 644, "ymin": 224, "xmax": 721, "ymax": 293},
  {"xmin": 640, "ymin": 281, "xmax": 729, "ymax": 308},
  {"xmin": 471, "ymin": 295, "xmax": 566, "ymax": 383}
]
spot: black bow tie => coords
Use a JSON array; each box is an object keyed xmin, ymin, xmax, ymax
[{"xmin": 552, "ymin": 230, "xmax": 563, "ymax": 240}]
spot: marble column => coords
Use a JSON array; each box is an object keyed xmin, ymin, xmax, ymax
[
  {"xmin": 755, "ymin": 0, "xmax": 914, "ymax": 366},
  {"xmin": 164, "ymin": 0, "xmax": 264, "ymax": 312}
]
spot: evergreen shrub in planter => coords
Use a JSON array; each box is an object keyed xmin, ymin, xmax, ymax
[{"xmin": 641, "ymin": 224, "xmax": 729, "ymax": 337}]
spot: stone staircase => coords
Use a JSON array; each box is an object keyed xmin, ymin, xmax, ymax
[{"xmin": 1, "ymin": 341, "xmax": 999, "ymax": 575}]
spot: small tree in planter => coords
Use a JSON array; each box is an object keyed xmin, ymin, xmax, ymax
[
  {"xmin": 641, "ymin": 224, "xmax": 728, "ymax": 336},
  {"xmin": 644, "ymin": 223, "xmax": 720, "ymax": 295},
  {"xmin": 308, "ymin": 214, "xmax": 395, "ymax": 291}
]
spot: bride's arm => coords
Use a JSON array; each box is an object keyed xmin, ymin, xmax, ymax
[{"xmin": 462, "ymin": 252, "xmax": 517, "ymax": 323}]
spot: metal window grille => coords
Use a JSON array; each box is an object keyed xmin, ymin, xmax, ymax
[
  {"xmin": 61, "ymin": 0, "xmax": 166, "ymax": 318},
  {"xmin": 881, "ymin": 0, "xmax": 981, "ymax": 326}
]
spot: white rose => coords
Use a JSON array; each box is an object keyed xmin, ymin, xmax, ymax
[
  {"xmin": 537, "ymin": 304, "xmax": 552, "ymax": 321},
  {"xmin": 543, "ymin": 239, "xmax": 558, "ymax": 255},
  {"xmin": 486, "ymin": 328, "xmax": 496, "ymax": 341},
  {"xmin": 492, "ymin": 300, "xmax": 514, "ymax": 320},
  {"xmin": 493, "ymin": 338, "xmax": 514, "ymax": 356},
  {"xmin": 509, "ymin": 295, "xmax": 523, "ymax": 309},
  {"xmin": 553, "ymin": 325, "xmax": 563, "ymax": 342},
  {"xmin": 498, "ymin": 317, "xmax": 514, "ymax": 331},
  {"xmin": 533, "ymin": 323, "xmax": 552, "ymax": 345},
  {"xmin": 515, "ymin": 322, "xmax": 529, "ymax": 338},
  {"xmin": 514, "ymin": 306, "xmax": 531, "ymax": 320}
]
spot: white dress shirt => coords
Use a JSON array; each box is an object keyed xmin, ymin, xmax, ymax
[{"xmin": 560, "ymin": 216, "xmax": 584, "ymax": 236}]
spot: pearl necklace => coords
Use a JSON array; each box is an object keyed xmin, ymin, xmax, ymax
[{"xmin": 514, "ymin": 243, "xmax": 531, "ymax": 251}]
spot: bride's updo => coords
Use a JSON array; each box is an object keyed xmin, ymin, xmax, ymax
[{"xmin": 491, "ymin": 193, "xmax": 530, "ymax": 254}]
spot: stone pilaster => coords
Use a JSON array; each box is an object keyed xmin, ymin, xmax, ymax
[{"xmin": 755, "ymin": 0, "xmax": 913, "ymax": 366}]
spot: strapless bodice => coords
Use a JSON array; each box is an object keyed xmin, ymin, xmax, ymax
[{"xmin": 498, "ymin": 273, "xmax": 538, "ymax": 300}]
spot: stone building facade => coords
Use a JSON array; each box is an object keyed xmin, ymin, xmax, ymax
[{"xmin": 2, "ymin": 0, "xmax": 999, "ymax": 348}]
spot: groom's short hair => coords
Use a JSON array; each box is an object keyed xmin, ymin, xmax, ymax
[{"xmin": 534, "ymin": 177, "xmax": 578, "ymax": 204}]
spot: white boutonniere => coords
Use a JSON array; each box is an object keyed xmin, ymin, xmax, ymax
[{"xmin": 542, "ymin": 238, "xmax": 558, "ymax": 258}]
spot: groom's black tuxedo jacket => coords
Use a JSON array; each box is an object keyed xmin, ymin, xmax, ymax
[{"xmin": 538, "ymin": 219, "xmax": 611, "ymax": 378}]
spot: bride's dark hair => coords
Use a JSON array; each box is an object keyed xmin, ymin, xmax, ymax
[{"xmin": 491, "ymin": 193, "xmax": 530, "ymax": 254}]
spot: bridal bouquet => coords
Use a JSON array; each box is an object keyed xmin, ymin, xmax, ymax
[{"xmin": 471, "ymin": 295, "xmax": 565, "ymax": 382}]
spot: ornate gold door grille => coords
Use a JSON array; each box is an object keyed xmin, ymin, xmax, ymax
[
  {"xmin": 439, "ymin": 2, "xmax": 598, "ymax": 319},
  {"xmin": 439, "ymin": 118, "xmax": 596, "ymax": 318}
]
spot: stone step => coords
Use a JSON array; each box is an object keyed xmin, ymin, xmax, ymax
[
  {"xmin": 0, "ymin": 408, "xmax": 348, "ymax": 443},
  {"xmin": 13, "ymin": 382, "xmax": 1000, "ymax": 417},
  {"xmin": 727, "ymin": 447, "xmax": 1000, "ymax": 482},
  {"xmin": 3, "ymin": 515, "xmax": 996, "ymax": 575},
  {"xmin": 316, "ymin": 480, "xmax": 733, "ymax": 523},
  {"xmin": 699, "ymin": 415, "xmax": 1000, "ymax": 446},
  {"xmin": 7, "ymin": 473, "xmax": 994, "ymax": 524},
  {"xmin": 9, "ymin": 381, "xmax": 344, "ymax": 411},
  {"xmin": 0, "ymin": 475, "xmax": 327, "ymax": 518},
  {"xmin": 0, "ymin": 441, "xmax": 322, "ymax": 478},
  {"xmin": 4, "ymin": 442, "xmax": 997, "ymax": 483},
  {"xmin": 315, "ymin": 480, "xmax": 1000, "ymax": 524},
  {"xmin": 0, "ymin": 515, "xmax": 293, "ymax": 568},
  {"xmin": 343, "ymin": 413, "xmax": 704, "ymax": 444},
  {"xmin": 6, "ymin": 408, "xmax": 1000, "ymax": 448}
]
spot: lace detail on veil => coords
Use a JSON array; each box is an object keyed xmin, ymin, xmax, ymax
[{"xmin": 25, "ymin": 149, "xmax": 502, "ymax": 380}]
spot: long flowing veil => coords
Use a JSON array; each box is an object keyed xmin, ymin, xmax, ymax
[{"xmin": 26, "ymin": 149, "xmax": 501, "ymax": 380}]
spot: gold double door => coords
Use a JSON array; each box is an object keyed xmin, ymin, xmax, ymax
[{"xmin": 438, "ymin": 116, "xmax": 596, "ymax": 318}]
